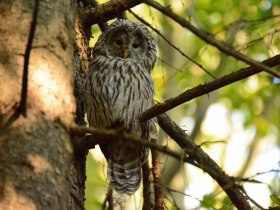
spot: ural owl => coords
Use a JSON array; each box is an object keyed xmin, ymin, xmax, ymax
[{"xmin": 85, "ymin": 19, "xmax": 157, "ymax": 195}]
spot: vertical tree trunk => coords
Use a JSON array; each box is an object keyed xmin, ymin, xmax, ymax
[
  {"xmin": 67, "ymin": 11, "xmax": 92, "ymax": 209},
  {"xmin": 0, "ymin": 0, "xmax": 76, "ymax": 209}
]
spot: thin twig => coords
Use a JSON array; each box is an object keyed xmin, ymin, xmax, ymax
[
  {"xmin": 244, "ymin": 169, "xmax": 280, "ymax": 180},
  {"xmin": 157, "ymin": 56, "xmax": 182, "ymax": 72},
  {"xmin": 232, "ymin": 177, "xmax": 262, "ymax": 184},
  {"xmin": 142, "ymin": 161, "xmax": 152, "ymax": 210},
  {"xmin": 129, "ymin": 9, "xmax": 216, "ymax": 79},
  {"xmin": 224, "ymin": 14, "xmax": 280, "ymax": 31},
  {"xmin": 163, "ymin": 187, "xmax": 182, "ymax": 210},
  {"xmin": 139, "ymin": 54, "xmax": 280, "ymax": 122},
  {"xmin": 143, "ymin": 0, "xmax": 280, "ymax": 78},
  {"xmin": 199, "ymin": 140, "xmax": 225, "ymax": 147},
  {"xmin": 102, "ymin": 187, "xmax": 113, "ymax": 210},
  {"xmin": 239, "ymin": 187, "xmax": 265, "ymax": 210},
  {"xmin": 161, "ymin": 185, "xmax": 216, "ymax": 209},
  {"xmin": 151, "ymin": 139, "xmax": 164, "ymax": 210}
]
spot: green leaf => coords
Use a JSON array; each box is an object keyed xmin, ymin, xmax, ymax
[
  {"xmin": 271, "ymin": 195, "xmax": 280, "ymax": 206},
  {"xmin": 200, "ymin": 195, "xmax": 216, "ymax": 208}
]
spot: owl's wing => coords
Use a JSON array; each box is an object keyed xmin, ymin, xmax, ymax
[{"xmin": 85, "ymin": 65, "xmax": 115, "ymax": 129}]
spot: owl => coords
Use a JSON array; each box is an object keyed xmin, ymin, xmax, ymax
[{"xmin": 85, "ymin": 19, "xmax": 157, "ymax": 195}]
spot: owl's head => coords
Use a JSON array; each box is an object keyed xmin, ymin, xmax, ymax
[{"xmin": 93, "ymin": 19, "xmax": 157, "ymax": 71}]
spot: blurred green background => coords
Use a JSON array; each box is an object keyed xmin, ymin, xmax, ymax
[{"xmin": 86, "ymin": 0, "xmax": 280, "ymax": 209}]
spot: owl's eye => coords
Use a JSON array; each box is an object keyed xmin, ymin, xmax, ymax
[
  {"xmin": 132, "ymin": 43, "xmax": 139, "ymax": 49},
  {"xmin": 115, "ymin": 40, "xmax": 123, "ymax": 46}
]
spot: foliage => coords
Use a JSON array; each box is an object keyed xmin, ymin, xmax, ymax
[{"xmin": 85, "ymin": 153, "xmax": 107, "ymax": 209}]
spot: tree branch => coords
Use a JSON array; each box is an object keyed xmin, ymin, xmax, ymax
[
  {"xmin": 78, "ymin": 0, "xmax": 143, "ymax": 28},
  {"xmin": 71, "ymin": 126, "xmax": 191, "ymax": 162},
  {"xmin": 157, "ymin": 113, "xmax": 251, "ymax": 210},
  {"xmin": 78, "ymin": 0, "xmax": 279, "ymax": 78},
  {"xmin": 139, "ymin": 54, "xmax": 280, "ymax": 122},
  {"xmin": 143, "ymin": 0, "xmax": 280, "ymax": 78},
  {"xmin": 239, "ymin": 188, "xmax": 265, "ymax": 210},
  {"xmin": 80, "ymin": 0, "xmax": 108, "ymax": 31},
  {"xmin": 102, "ymin": 187, "xmax": 113, "ymax": 210},
  {"xmin": 71, "ymin": 121, "xmax": 252, "ymax": 209},
  {"xmin": 151, "ymin": 139, "xmax": 164, "ymax": 210},
  {"xmin": 142, "ymin": 161, "xmax": 152, "ymax": 210}
]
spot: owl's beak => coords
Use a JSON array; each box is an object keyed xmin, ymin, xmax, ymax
[{"xmin": 122, "ymin": 49, "xmax": 130, "ymax": 58}]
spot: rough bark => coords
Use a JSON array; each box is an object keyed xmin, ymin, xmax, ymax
[
  {"xmin": 67, "ymin": 4, "xmax": 92, "ymax": 209},
  {"xmin": 0, "ymin": 114, "xmax": 73, "ymax": 210},
  {"xmin": 0, "ymin": 0, "xmax": 76, "ymax": 209}
]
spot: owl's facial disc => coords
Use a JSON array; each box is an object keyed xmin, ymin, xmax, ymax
[{"xmin": 106, "ymin": 30, "xmax": 146, "ymax": 61}]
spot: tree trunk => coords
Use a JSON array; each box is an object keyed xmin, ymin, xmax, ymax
[{"xmin": 0, "ymin": 0, "xmax": 76, "ymax": 209}]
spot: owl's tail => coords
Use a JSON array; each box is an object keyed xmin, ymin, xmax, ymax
[{"xmin": 107, "ymin": 158, "xmax": 142, "ymax": 195}]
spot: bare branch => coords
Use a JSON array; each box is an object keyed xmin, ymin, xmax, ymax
[
  {"xmin": 82, "ymin": 0, "xmax": 108, "ymax": 31},
  {"xmin": 139, "ymin": 54, "xmax": 280, "ymax": 122},
  {"xmin": 233, "ymin": 177, "xmax": 263, "ymax": 184},
  {"xmin": 161, "ymin": 185, "xmax": 203, "ymax": 206},
  {"xmin": 142, "ymin": 161, "xmax": 152, "ymax": 210},
  {"xmin": 224, "ymin": 14, "xmax": 280, "ymax": 31},
  {"xmin": 244, "ymin": 169, "xmax": 280, "ymax": 180},
  {"xmin": 151, "ymin": 139, "xmax": 164, "ymax": 210},
  {"xmin": 102, "ymin": 187, "xmax": 113, "ymax": 210},
  {"xmin": 143, "ymin": 0, "xmax": 280, "ymax": 78},
  {"xmin": 239, "ymin": 188, "xmax": 265, "ymax": 210},
  {"xmin": 78, "ymin": 0, "xmax": 143, "ymax": 28},
  {"xmin": 157, "ymin": 113, "xmax": 251, "ymax": 210},
  {"xmin": 199, "ymin": 140, "xmax": 226, "ymax": 147},
  {"xmin": 71, "ymin": 126, "xmax": 191, "ymax": 162}
]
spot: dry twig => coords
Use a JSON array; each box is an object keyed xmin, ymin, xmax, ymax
[
  {"xmin": 151, "ymin": 139, "xmax": 164, "ymax": 210},
  {"xmin": 142, "ymin": 162, "xmax": 152, "ymax": 210}
]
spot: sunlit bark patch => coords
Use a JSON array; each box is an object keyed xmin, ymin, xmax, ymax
[
  {"xmin": 0, "ymin": 181, "xmax": 36, "ymax": 210},
  {"xmin": 29, "ymin": 49, "xmax": 75, "ymax": 123},
  {"xmin": 27, "ymin": 154, "xmax": 53, "ymax": 174}
]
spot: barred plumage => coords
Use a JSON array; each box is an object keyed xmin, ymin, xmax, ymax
[{"xmin": 85, "ymin": 19, "xmax": 157, "ymax": 195}]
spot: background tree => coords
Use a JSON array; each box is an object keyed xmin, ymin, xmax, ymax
[{"xmin": 0, "ymin": 0, "xmax": 279, "ymax": 210}]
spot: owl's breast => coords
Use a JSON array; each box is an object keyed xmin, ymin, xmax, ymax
[
  {"xmin": 97, "ymin": 59, "xmax": 153, "ymax": 100},
  {"xmin": 87, "ymin": 56, "xmax": 155, "ymax": 129}
]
